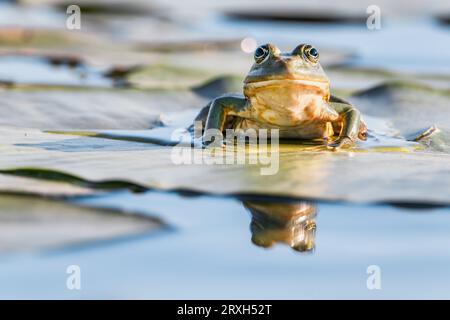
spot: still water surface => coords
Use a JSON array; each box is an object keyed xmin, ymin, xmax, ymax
[{"xmin": 0, "ymin": 191, "xmax": 448, "ymax": 299}]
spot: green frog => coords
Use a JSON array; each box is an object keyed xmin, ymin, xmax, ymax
[{"xmin": 194, "ymin": 43, "xmax": 367, "ymax": 149}]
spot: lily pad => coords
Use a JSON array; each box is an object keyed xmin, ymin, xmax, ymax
[
  {"xmin": 225, "ymin": 9, "xmax": 366, "ymax": 24},
  {"xmin": 0, "ymin": 27, "xmax": 101, "ymax": 49},
  {"xmin": 0, "ymin": 125, "xmax": 448, "ymax": 205},
  {"xmin": 409, "ymin": 126, "xmax": 450, "ymax": 153},
  {"xmin": 125, "ymin": 64, "xmax": 213, "ymax": 90},
  {"xmin": 0, "ymin": 173, "xmax": 97, "ymax": 196},
  {"xmin": 0, "ymin": 88, "xmax": 205, "ymax": 129},
  {"xmin": 192, "ymin": 75, "xmax": 245, "ymax": 99},
  {"xmin": 351, "ymin": 81, "xmax": 450, "ymax": 136},
  {"xmin": 52, "ymin": 0, "xmax": 156, "ymax": 16}
]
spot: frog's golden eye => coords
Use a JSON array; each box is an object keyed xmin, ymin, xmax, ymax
[
  {"xmin": 254, "ymin": 44, "xmax": 270, "ymax": 64},
  {"xmin": 305, "ymin": 46, "xmax": 319, "ymax": 62},
  {"xmin": 304, "ymin": 45, "xmax": 319, "ymax": 64},
  {"xmin": 293, "ymin": 44, "xmax": 319, "ymax": 64}
]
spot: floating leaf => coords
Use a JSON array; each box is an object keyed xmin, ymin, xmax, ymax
[
  {"xmin": 0, "ymin": 88, "xmax": 205, "ymax": 129},
  {"xmin": 0, "ymin": 125, "xmax": 448, "ymax": 205}
]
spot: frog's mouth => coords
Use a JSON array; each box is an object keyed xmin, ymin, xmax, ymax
[
  {"xmin": 244, "ymin": 79, "xmax": 330, "ymax": 100},
  {"xmin": 244, "ymin": 78, "xmax": 329, "ymax": 90}
]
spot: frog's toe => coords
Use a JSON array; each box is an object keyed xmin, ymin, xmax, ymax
[{"xmin": 327, "ymin": 136, "xmax": 354, "ymax": 151}]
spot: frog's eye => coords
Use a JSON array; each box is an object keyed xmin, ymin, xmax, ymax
[
  {"xmin": 304, "ymin": 45, "xmax": 319, "ymax": 64},
  {"xmin": 254, "ymin": 45, "xmax": 270, "ymax": 64},
  {"xmin": 306, "ymin": 46, "xmax": 319, "ymax": 62},
  {"xmin": 293, "ymin": 44, "xmax": 319, "ymax": 64}
]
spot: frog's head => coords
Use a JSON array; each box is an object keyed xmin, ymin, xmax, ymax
[{"xmin": 243, "ymin": 43, "xmax": 330, "ymax": 113}]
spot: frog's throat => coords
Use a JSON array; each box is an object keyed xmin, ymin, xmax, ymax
[{"xmin": 243, "ymin": 79, "xmax": 330, "ymax": 100}]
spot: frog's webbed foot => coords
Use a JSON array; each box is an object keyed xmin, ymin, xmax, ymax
[
  {"xmin": 326, "ymin": 136, "xmax": 354, "ymax": 151},
  {"xmin": 328, "ymin": 101, "xmax": 364, "ymax": 151}
]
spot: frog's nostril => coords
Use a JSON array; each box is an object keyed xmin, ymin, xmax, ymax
[{"xmin": 286, "ymin": 57, "xmax": 303, "ymax": 68}]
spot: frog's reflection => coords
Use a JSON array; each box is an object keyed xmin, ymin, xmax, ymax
[{"xmin": 243, "ymin": 201, "xmax": 317, "ymax": 252}]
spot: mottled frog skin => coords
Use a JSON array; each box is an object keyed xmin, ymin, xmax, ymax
[{"xmin": 194, "ymin": 43, "xmax": 367, "ymax": 149}]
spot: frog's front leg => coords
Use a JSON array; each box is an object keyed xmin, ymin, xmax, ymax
[
  {"xmin": 203, "ymin": 94, "xmax": 250, "ymax": 146},
  {"xmin": 327, "ymin": 102, "xmax": 362, "ymax": 150}
]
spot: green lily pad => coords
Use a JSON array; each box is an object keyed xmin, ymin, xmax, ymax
[
  {"xmin": 0, "ymin": 88, "xmax": 205, "ymax": 129},
  {"xmin": 125, "ymin": 64, "xmax": 215, "ymax": 90},
  {"xmin": 0, "ymin": 125, "xmax": 447, "ymax": 205},
  {"xmin": 409, "ymin": 126, "xmax": 450, "ymax": 153},
  {"xmin": 0, "ymin": 173, "xmax": 97, "ymax": 196},
  {"xmin": 351, "ymin": 81, "xmax": 450, "ymax": 136}
]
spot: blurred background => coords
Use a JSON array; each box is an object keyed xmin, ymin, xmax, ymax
[{"xmin": 1, "ymin": 0, "xmax": 450, "ymax": 90}]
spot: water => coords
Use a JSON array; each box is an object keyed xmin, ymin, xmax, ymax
[
  {"xmin": 0, "ymin": 55, "xmax": 113, "ymax": 87},
  {"xmin": 0, "ymin": 190, "xmax": 449, "ymax": 299}
]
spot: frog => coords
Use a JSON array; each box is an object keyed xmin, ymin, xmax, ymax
[
  {"xmin": 244, "ymin": 200, "xmax": 317, "ymax": 252},
  {"xmin": 193, "ymin": 43, "xmax": 367, "ymax": 149}
]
